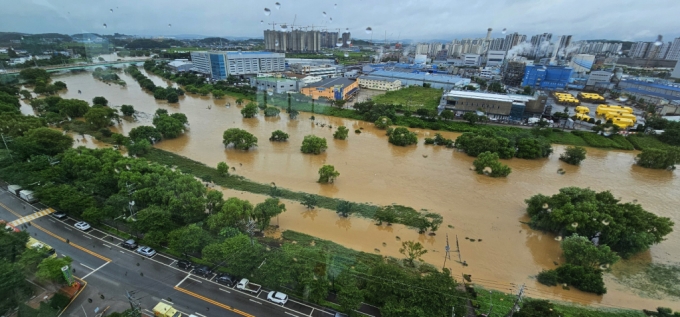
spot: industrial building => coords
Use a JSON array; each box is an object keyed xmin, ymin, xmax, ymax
[
  {"xmin": 357, "ymin": 76, "xmax": 401, "ymax": 91},
  {"xmin": 289, "ymin": 64, "xmax": 338, "ymax": 78},
  {"xmin": 249, "ymin": 76, "xmax": 300, "ymax": 94},
  {"xmin": 263, "ymin": 30, "xmax": 346, "ymax": 52},
  {"xmin": 365, "ymin": 70, "xmax": 470, "ymax": 90},
  {"xmin": 569, "ymin": 54, "xmax": 595, "ymax": 74},
  {"xmin": 521, "ymin": 65, "xmax": 573, "ymax": 90},
  {"xmin": 485, "ymin": 50, "xmax": 506, "ymax": 67},
  {"xmin": 299, "ymin": 77, "xmax": 359, "ymax": 101},
  {"xmin": 672, "ymin": 60, "xmax": 680, "ymax": 79},
  {"xmin": 585, "ymin": 71, "xmax": 613, "ymax": 89},
  {"xmin": 190, "ymin": 51, "xmax": 285, "ymax": 80},
  {"xmin": 438, "ymin": 90, "xmax": 547, "ymax": 120},
  {"xmin": 618, "ymin": 80, "xmax": 680, "ymax": 105},
  {"xmin": 167, "ymin": 59, "xmax": 193, "ymax": 72},
  {"xmin": 502, "ymin": 61, "xmax": 526, "ymax": 87},
  {"xmin": 463, "ymin": 54, "xmax": 481, "ymax": 66}
]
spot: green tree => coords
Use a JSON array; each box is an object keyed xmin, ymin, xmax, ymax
[
  {"xmin": 440, "ymin": 110, "xmax": 455, "ymax": 120},
  {"xmin": 301, "ymin": 194, "xmax": 317, "ymax": 209},
  {"xmin": 120, "ymin": 104, "xmax": 135, "ymax": 116},
  {"xmin": 166, "ymin": 92, "xmax": 179, "ymax": 103},
  {"xmin": 223, "ymin": 128, "xmax": 258, "ymax": 150},
  {"xmin": 92, "ymin": 96, "xmax": 108, "ymax": 106},
  {"xmin": 153, "ymin": 113, "xmax": 185, "ymax": 138},
  {"xmin": 206, "ymin": 198, "xmax": 254, "ymax": 233},
  {"xmin": 205, "ymin": 190, "xmax": 224, "ymax": 215},
  {"xmin": 84, "ymin": 106, "xmax": 116, "ymax": 129},
  {"xmin": 525, "ymin": 187, "xmax": 674, "ymax": 258},
  {"xmin": 12, "ymin": 127, "xmax": 73, "ymax": 159},
  {"xmin": 0, "ymin": 260, "xmax": 31, "ymax": 313},
  {"xmin": 57, "ymin": 99, "xmax": 90, "ymax": 118},
  {"xmin": 212, "ymin": 90, "xmax": 225, "ymax": 99},
  {"xmin": 241, "ymin": 102, "xmax": 258, "ymax": 118},
  {"xmin": 335, "ymin": 271, "xmax": 363, "ymax": 315},
  {"xmin": 318, "ymin": 165, "xmax": 340, "ymax": 183},
  {"xmin": 301, "ymin": 135, "xmax": 328, "ymax": 154},
  {"xmin": 168, "ymin": 224, "xmax": 213, "ymax": 256},
  {"xmin": 336, "ymin": 200, "xmax": 353, "ymax": 217},
  {"xmin": 463, "ymin": 112, "xmax": 479, "ymax": 124},
  {"xmin": 202, "ymin": 235, "xmax": 265, "ymax": 277},
  {"xmin": 560, "ymin": 146, "xmax": 587, "ymax": 166},
  {"xmin": 0, "ymin": 230, "xmax": 28, "ymax": 262},
  {"xmin": 264, "ymin": 107, "xmax": 280, "ymax": 117},
  {"xmin": 19, "ymin": 68, "xmax": 50, "ymax": 84},
  {"xmin": 269, "ymin": 130, "xmax": 289, "ymax": 142},
  {"xmin": 216, "ymin": 162, "xmax": 229, "ymax": 176},
  {"xmin": 561, "ymin": 234, "xmax": 620, "ymax": 268},
  {"xmin": 36, "ymin": 256, "xmax": 73, "ymax": 283},
  {"xmin": 129, "ymin": 126, "xmax": 162, "ymax": 142},
  {"xmin": 134, "ymin": 206, "xmax": 176, "ymax": 235},
  {"xmin": 374, "ymin": 116, "xmax": 393, "ymax": 129},
  {"xmin": 636, "ymin": 147, "xmax": 680, "ymax": 170},
  {"xmin": 455, "ymin": 131, "xmax": 515, "ymax": 158},
  {"xmin": 128, "ymin": 139, "xmax": 152, "ymax": 156},
  {"xmin": 387, "ymin": 127, "xmax": 418, "ymax": 146},
  {"xmin": 333, "ymin": 126, "xmax": 349, "ymax": 140},
  {"xmin": 153, "ymin": 87, "xmax": 168, "ymax": 100},
  {"xmin": 515, "ymin": 138, "xmax": 553, "ymax": 159},
  {"xmin": 235, "ymin": 98, "xmax": 244, "ymax": 106},
  {"xmin": 399, "ymin": 241, "xmax": 427, "ymax": 266},
  {"xmin": 253, "ymin": 198, "xmax": 286, "ymax": 231},
  {"xmin": 487, "ymin": 82, "xmax": 506, "ymax": 93},
  {"xmin": 473, "ymin": 151, "xmax": 512, "ymax": 177}
]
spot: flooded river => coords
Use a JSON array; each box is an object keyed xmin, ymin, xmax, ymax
[{"xmin": 44, "ymin": 70, "xmax": 680, "ymax": 310}]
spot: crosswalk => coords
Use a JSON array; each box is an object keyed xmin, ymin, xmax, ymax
[{"xmin": 9, "ymin": 208, "xmax": 55, "ymax": 226}]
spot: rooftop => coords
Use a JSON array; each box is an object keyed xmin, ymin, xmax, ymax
[
  {"xmin": 444, "ymin": 90, "xmax": 535, "ymax": 102},
  {"xmin": 305, "ymin": 77, "xmax": 356, "ymax": 88},
  {"xmin": 622, "ymin": 80, "xmax": 680, "ymax": 93},
  {"xmin": 370, "ymin": 70, "xmax": 467, "ymax": 84},
  {"xmin": 359, "ymin": 75, "xmax": 400, "ymax": 82}
]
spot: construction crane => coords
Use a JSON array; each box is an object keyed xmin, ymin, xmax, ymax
[
  {"xmin": 290, "ymin": 14, "xmax": 297, "ymax": 31},
  {"xmin": 267, "ymin": 22, "xmax": 278, "ymax": 31}
]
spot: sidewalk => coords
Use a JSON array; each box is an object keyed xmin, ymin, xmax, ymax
[{"xmin": 61, "ymin": 278, "xmax": 130, "ymax": 317}]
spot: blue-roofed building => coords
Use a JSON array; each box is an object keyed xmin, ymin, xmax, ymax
[
  {"xmin": 618, "ymin": 80, "xmax": 680, "ymax": 105},
  {"xmin": 521, "ymin": 65, "xmax": 573, "ymax": 90},
  {"xmin": 365, "ymin": 70, "xmax": 470, "ymax": 90},
  {"xmin": 190, "ymin": 51, "xmax": 285, "ymax": 80}
]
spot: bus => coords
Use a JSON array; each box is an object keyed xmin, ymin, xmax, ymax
[{"xmin": 26, "ymin": 237, "xmax": 57, "ymax": 258}]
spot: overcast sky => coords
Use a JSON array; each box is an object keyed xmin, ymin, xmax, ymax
[{"xmin": 2, "ymin": 0, "xmax": 679, "ymax": 42}]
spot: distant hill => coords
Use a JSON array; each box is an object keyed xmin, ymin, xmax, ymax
[{"xmin": 126, "ymin": 38, "xmax": 185, "ymax": 49}]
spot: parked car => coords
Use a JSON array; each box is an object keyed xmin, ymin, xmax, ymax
[
  {"xmin": 215, "ymin": 273, "xmax": 238, "ymax": 287},
  {"xmin": 74, "ymin": 221, "xmax": 91, "ymax": 231},
  {"xmin": 267, "ymin": 291, "xmax": 288, "ymax": 305},
  {"xmin": 136, "ymin": 246, "xmax": 156, "ymax": 257},
  {"xmin": 51, "ymin": 211, "xmax": 67, "ymax": 219},
  {"xmin": 177, "ymin": 260, "xmax": 193, "ymax": 270},
  {"xmin": 121, "ymin": 239, "xmax": 138, "ymax": 250},
  {"xmin": 236, "ymin": 278, "xmax": 261, "ymax": 294},
  {"xmin": 193, "ymin": 265, "xmax": 212, "ymax": 277}
]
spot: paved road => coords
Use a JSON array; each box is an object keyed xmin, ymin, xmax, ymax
[{"xmin": 0, "ymin": 189, "xmax": 340, "ymax": 317}]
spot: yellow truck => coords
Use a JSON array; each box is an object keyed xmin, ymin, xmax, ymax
[
  {"xmin": 575, "ymin": 106, "xmax": 590, "ymax": 114},
  {"xmin": 153, "ymin": 302, "xmax": 182, "ymax": 317},
  {"xmin": 575, "ymin": 113, "xmax": 591, "ymax": 121},
  {"xmin": 596, "ymin": 105, "xmax": 633, "ymax": 115},
  {"xmin": 26, "ymin": 237, "xmax": 57, "ymax": 258},
  {"xmin": 605, "ymin": 112, "xmax": 637, "ymax": 123},
  {"xmin": 611, "ymin": 118, "xmax": 635, "ymax": 128}
]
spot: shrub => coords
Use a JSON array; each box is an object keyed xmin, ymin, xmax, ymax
[
  {"xmin": 301, "ymin": 135, "xmax": 327, "ymax": 154},
  {"xmin": 333, "ymin": 126, "xmax": 349, "ymax": 140},
  {"xmin": 264, "ymin": 107, "xmax": 280, "ymax": 117},
  {"xmin": 636, "ymin": 147, "xmax": 680, "ymax": 170},
  {"xmin": 223, "ymin": 128, "xmax": 258, "ymax": 150},
  {"xmin": 537, "ymin": 270, "xmax": 559, "ymax": 286},
  {"xmin": 387, "ymin": 127, "xmax": 417, "ymax": 146},
  {"xmin": 472, "ymin": 151, "xmax": 511, "ymax": 177},
  {"xmin": 374, "ymin": 116, "xmax": 393, "ymax": 129},
  {"xmin": 269, "ymin": 130, "xmax": 289, "ymax": 142},
  {"xmin": 559, "ymin": 146, "xmax": 587, "ymax": 165}
]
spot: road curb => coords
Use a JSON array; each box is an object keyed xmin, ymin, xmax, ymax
[{"xmin": 57, "ymin": 277, "xmax": 88, "ymax": 317}]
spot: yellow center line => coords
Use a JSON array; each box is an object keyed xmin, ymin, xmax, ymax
[
  {"xmin": 174, "ymin": 286, "xmax": 255, "ymax": 317},
  {"xmin": 0, "ymin": 202, "xmax": 112, "ymax": 263}
]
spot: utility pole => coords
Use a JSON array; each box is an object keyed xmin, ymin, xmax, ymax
[
  {"xmin": 506, "ymin": 284, "xmax": 525, "ymax": 317},
  {"xmin": 0, "ymin": 134, "xmax": 14, "ymax": 162},
  {"xmin": 443, "ymin": 233, "xmax": 451, "ymax": 269},
  {"xmin": 126, "ymin": 290, "xmax": 142, "ymax": 317}
]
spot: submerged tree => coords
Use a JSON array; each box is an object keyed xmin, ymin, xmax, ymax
[
  {"xmin": 399, "ymin": 241, "xmax": 427, "ymax": 266},
  {"xmin": 318, "ymin": 165, "xmax": 340, "ymax": 183}
]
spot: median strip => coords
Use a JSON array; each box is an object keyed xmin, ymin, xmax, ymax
[
  {"xmin": 31, "ymin": 223, "xmax": 112, "ymax": 262},
  {"xmin": 173, "ymin": 286, "xmax": 255, "ymax": 317}
]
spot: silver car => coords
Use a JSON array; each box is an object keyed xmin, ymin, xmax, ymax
[
  {"xmin": 136, "ymin": 246, "xmax": 156, "ymax": 257},
  {"xmin": 267, "ymin": 291, "xmax": 288, "ymax": 305},
  {"xmin": 74, "ymin": 221, "xmax": 91, "ymax": 231}
]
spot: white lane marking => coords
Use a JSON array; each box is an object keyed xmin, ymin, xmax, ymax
[
  {"xmin": 187, "ymin": 277, "xmax": 203, "ymax": 283},
  {"xmin": 219, "ymin": 288, "xmax": 231, "ymax": 294},
  {"xmin": 49, "ymin": 219, "xmax": 56, "ymax": 223},
  {"xmin": 65, "ymin": 227, "xmax": 72, "ymax": 231},
  {"xmin": 194, "ymin": 313, "xmax": 207, "ymax": 317},
  {"xmin": 175, "ymin": 274, "xmax": 190, "ymax": 287},
  {"xmin": 249, "ymin": 299, "xmax": 262, "ymax": 305},
  {"xmin": 83, "ymin": 236, "xmax": 92, "ymax": 239},
  {"xmin": 162, "ymin": 299, "xmax": 173, "ymax": 304},
  {"xmin": 120, "ymin": 251, "xmax": 125, "ymax": 254},
  {"xmin": 284, "ymin": 312, "xmax": 302, "ymax": 317},
  {"xmin": 80, "ymin": 263, "xmax": 95, "ymax": 271},
  {"xmin": 102, "ymin": 243, "xmax": 112, "ymax": 248},
  {"xmin": 82, "ymin": 262, "xmax": 109, "ymax": 279},
  {"xmin": 169, "ymin": 260, "xmax": 176, "ymax": 266}
]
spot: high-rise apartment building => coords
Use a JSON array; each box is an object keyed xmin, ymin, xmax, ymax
[
  {"xmin": 530, "ymin": 33, "xmax": 553, "ymax": 58},
  {"xmin": 264, "ymin": 30, "xmax": 341, "ymax": 52},
  {"xmin": 666, "ymin": 38, "xmax": 680, "ymax": 61},
  {"xmin": 629, "ymin": 42, "xmax": 651, "ymax": 58},
  {"xmin": 415, "ymin": 43, "xmax": 430, "ymax": 55},
  {"xmin": 656, "ymin": 42, "xmax": 671, "ymax": 59},
  {"xmin": 489, "ymin": 38, "xmax": 505, "ymax": 51}
]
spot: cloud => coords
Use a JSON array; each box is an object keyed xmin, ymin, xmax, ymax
[{"xmin": 1, "ymin": 0, "xmax": 678, "ymax": 42}]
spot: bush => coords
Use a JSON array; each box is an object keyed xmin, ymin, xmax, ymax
[
  {"xmin": 636, "ymin": 147, "xmax": 680, "ymax": 169},
  {"xmin": 374, "ymin": 116, "xmax": 393, "ymax": 129},
  {"xmin": 333, "ymin": 126, "xmax": 349, "ymax": 140},
  {"xmin": 263, "ymin": 107, "xmax": 280, "ymax": 117},
  {"xmin": 120, "ymin": 104, "xmax": 135, "ymax": 116},
  {"xmin": 223, "ymin": 128, "xmax": 258, "ymax": 150},
  {"xmin": 99, "ymin": 128, "xmax": 112, "ymax": 137},
  {"xmin": 472, "ymin": 151, "xmax": 511, "ymax": 177},
  {"xmin": 559, "ymin": 146, "xmax": 587, "ymax": 165},
  {"xmin": 455, "ymin": 131, "xmax": 515, "ymax": 158},
  {"xmin": 554, "ymin": 264, "xmax": 607, "ymax": 295},
  {"xmin": 241, "ymin": 103, "xmax": 258, "ymax": 118},
  {"xmin": 537, "ymin": 270, "xmax": 559, "ymax": 286},
  {"xmin": 301, "ymin": 135, "xmax": 327, "ymax": 154},
  {"xmin": 269, "ymin": 130, "xmax": 289, "ymax": 142},
  {"xmin": 387, "ymin": 127, "xmax": 417, "ymax": 146}
]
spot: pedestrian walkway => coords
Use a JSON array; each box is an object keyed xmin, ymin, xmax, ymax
[{"xmin": 9, "ymin": 208, "xmax": 55, "ymax": 226}]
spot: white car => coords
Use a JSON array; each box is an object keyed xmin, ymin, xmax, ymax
[
  {"xmin": 136, "ymin": 246, "xmax": 156, "ymax": 257},
  {"xmin": 267, "ymin": 291, "xmax": 288, "ymax": 305},
  {"xmin": 74, "ymin": 221, "xmax": 91, "ymax": 231}
]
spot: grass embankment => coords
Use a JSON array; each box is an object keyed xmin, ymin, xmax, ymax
[
  {"xmin": 141, "ymin": 148, "xmax": 432, "ymax": 230},
  {"xmin": 371, "ymin": 86, "xmax": 443, "ymax": 111},
  {"xmin": 627, "ymin": 134, "xmax": 672, "ymax": 150},
  {"xmin": 473, "ymin": 288, "xmax": 645, "ymax": 317}
]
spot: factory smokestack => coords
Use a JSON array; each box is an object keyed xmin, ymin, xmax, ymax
[{"xmin": 486, "ymin": 28, "xmax": 493, "ymax": 41}]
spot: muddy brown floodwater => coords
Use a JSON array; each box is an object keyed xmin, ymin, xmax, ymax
[{"xmin": 48, "ymin": 70, "xmax": 680, "ymax": 310}]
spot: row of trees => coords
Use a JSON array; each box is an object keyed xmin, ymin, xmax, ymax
[
  {"xmin": 19, "ymin": 68, "xmax": 67, "ymax": 95},
  {"xmin": 455, "ymin": 129, "xmax": 553, "ymax": 160},
  {"xmin": 126, "ymin": 65, "xmax": 183, "ymax": 102}
]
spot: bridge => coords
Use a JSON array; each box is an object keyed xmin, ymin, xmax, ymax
[{"xmin": 1, "ymin": 58, "xmax": 154, "ymax": 75}]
